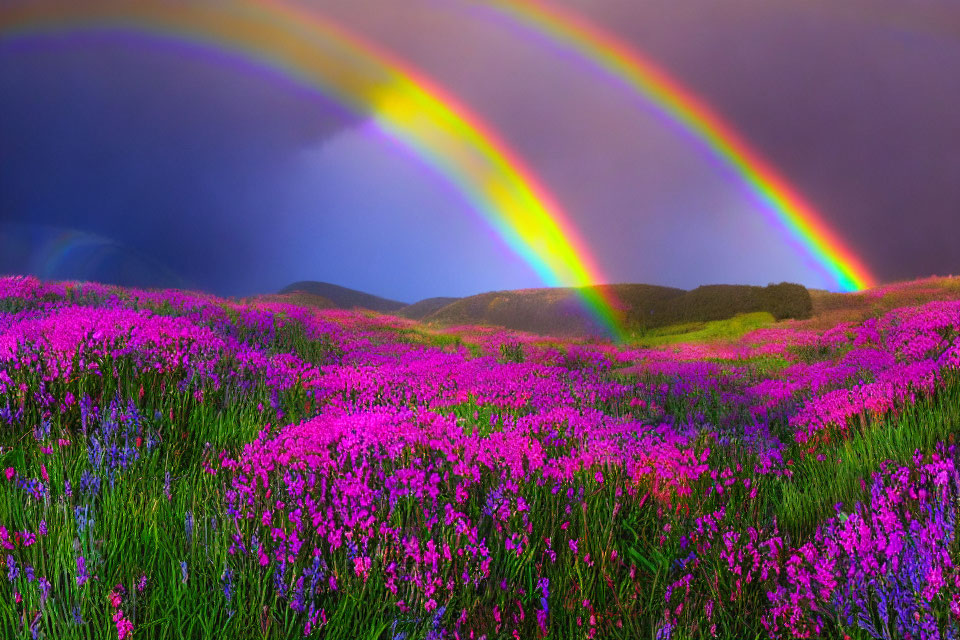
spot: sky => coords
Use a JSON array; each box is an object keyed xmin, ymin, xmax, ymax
[{"xmin": 0, "ymin": 0, "xmax": 958, "ymax": 302}]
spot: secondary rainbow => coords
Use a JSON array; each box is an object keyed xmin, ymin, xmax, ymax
[
  {"xmin": 482, "ymin": 0, "xmax": 876, "ymax": 292},
  {"xmin": 0, "ymin": 0, "xmax": 626, "ymax": 339}
]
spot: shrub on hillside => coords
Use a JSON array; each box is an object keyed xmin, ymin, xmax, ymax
[
  {"xmin": 643, "ymin": 283, "xmax": 812, "ymax": 328},
  {"xmin": 759, "ymin": 282, "xmax": 813, "ymax": 320}
]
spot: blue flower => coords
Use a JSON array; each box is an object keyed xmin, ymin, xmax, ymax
[{"xmin": 6, "ymin": 555, "xmax": 17, "ymax": 582}]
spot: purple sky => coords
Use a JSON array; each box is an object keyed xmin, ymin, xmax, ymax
[{"xmin": 1, "ymin": 0, "xmax": 958, "ymax": 300}]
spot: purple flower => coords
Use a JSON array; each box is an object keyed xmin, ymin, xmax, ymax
[
  {"xmin": 76, "ymin": 556, "xmax": 89, "ymax": 587},
  {"xmin": 38, "ymin": 576, "xmax": 50, "ymax": 608}
]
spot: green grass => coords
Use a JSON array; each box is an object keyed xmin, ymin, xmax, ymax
[
  {"xmin": 772, "ymin": 371, "xmax": 960, "ymax": 540},
  {"xmin": 627, "ymin": 312, "xmax": 775, "ymax": 347}
]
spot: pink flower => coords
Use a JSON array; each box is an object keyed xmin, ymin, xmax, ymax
[
  {"xmin": 353, "ymin": 556, "xmax": 371, "ymax": 581},
  {"xmin": 4, "ymin": 468, "xmax": 14, "ymax": 481},
  {"xmin": 113, "ymin": 610, "xmax": 134, "ymax": 639}
]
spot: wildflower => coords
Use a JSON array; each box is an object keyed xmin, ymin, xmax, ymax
[
  {"xmin": 30, "ymin": 612, "xmax": 41, "ymax": 640},
  {"xmin": 4, "ymin": 468, "xmax": 14, "ymax": 481},
  {"xmin": 6, "ymin": 554, "xmax": 17, "ymax": 581},
  {"xmin": 184, "ymin": 511, "xmax": 194, "ymax": 542},
  {"xmin": 221, "ymin": 563, "xmax": 234, "ymax": 605},
  {"xmin": 569, "ymin": 539, "xmax": 578, "ymax": 555},
  {"xmin": 108, "ymin": 585, "xmax": 124, "ymax": 608},
  {"xmin": 74, "ymin": 505, "xmax": 93, "ymax": 533},
  {"xmin": 137, "ymin": 574, "xmax": 147, "ymax": 592},
  {"xmin": 180, "ymin": 561, "xmax": 188, "ymax": 584},
  {"xmin": 113, "ymin": 609, "xmax": 134, "ymax": 640},
  {"xmin": 76, "ymin": 556, "xmax": 89, "ymax": 586},
  {"xmin": 38, "ymin": 576, "xmax": 51, "ymax": 608}
]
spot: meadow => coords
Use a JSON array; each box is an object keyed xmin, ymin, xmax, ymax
[{"xmin": 1, "ymin": 275, "xmax": 959, "ymax": 639}]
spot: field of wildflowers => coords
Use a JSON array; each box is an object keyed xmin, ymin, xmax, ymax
[{"xmin": 1, "ymin": 275, "xmax": 960, "ymax": 639}]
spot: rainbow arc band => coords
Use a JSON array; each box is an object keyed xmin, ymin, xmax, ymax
[
  {"xmin": 483, "ymin": 0, "xmax": 875, "ymax": 293},
  {"xmin": 0, "ymin": 0, "xmax": 627, "ymax": 340}
]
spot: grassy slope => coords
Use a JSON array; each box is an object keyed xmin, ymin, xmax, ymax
[{"xmin": 627, "ymin": 311, "xmax": 776, "ymax": 347}]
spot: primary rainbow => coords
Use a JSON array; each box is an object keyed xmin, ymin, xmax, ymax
[
  {"xmin": 482, "ymin": 0, "xmax": 876, "ymax": 292},
  {"xmin": 0, "ymin": 0, "xmax": 627, "ymax": 339}
]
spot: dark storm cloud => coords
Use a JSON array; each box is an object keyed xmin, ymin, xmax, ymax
[
  {"xmin": 0, "ymin": 30, "xmax": 366, "ymax": 295},
  {"xmin": 1, "ymin": 0, "xmax": 958, "ymax": 298},
  {"xmin": 327, "ymin": 0, "xmax": 960, "ymax": 285}
]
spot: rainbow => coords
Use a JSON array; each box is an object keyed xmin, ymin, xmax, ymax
[
  {"xmin": 481, "ymin": 0, "xmax": 876, "ymax": 292},
  {"xmin": 0, "ymin": 0, "xmax": 626, "ymax": 339}
]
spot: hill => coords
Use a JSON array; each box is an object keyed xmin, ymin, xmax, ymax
[
  {"xmin": 397, "ymin": 296, "xmax": 461, "ymax": 320},
  {"xmin": 423, "ymin": 282, "xmax": 812, "ymax": 338},
  {"xmin": 245, "ymin": 291, "xmax": 336, "ymax": 310},
  {"xmin": 423, "ymin": 284, "xmax": 685, "ymax": 337},
  {"xmin": 641, "ymin": 282, "xmax": 812, "ymax": 329},
  {"xmin": 797, "ymin": 275, "xmax": 960, "ymax": 329},
  {"xmin": 279, "ymin": 281, "xmax": 406, "ymax": 313}
]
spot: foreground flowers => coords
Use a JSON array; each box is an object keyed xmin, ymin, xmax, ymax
[{"xmin": 0, "ymin": 275, "xmax": 959, "ymax": 638}]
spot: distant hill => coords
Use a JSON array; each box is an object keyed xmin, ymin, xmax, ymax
[
  {"xmin": 424, "ymin": 284, "xmax": 686, "ymax": 337},
  {"xmin": 423, "ymin": 282, "xmax": 813, "ymax": 337},
  {"xmin": 642, "ymin": 282, "xmax": 813, "ymax": 328},
  {"xmin": 247, "ymin": 291, "xmax": 336, "ymax": 310},
  {"xmin": 279, "ymin": 281, "xmax": 406, "ymax": 313},
  {"xmin": 397, "ymin": 297, "xmax": 461, "ymax": 320}
]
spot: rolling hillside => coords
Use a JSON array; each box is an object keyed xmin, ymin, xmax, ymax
[
  {"xmin": 279, "ymin": 281, "xmax": 407, "ymax": 313},
  {"xmin": 423, "ymin": 284, "xmax": 686, "ymax": 337},
  {"xmin": 422, "ymin": 282, "xmax": 812, "ymax": 338},
  {"xmin": 246, "ymin": 291, "xmax": 336, "ymax": 310},
  {"xmin": 397, "ymin": 296, "xmax": 461, "ymax": 320}
]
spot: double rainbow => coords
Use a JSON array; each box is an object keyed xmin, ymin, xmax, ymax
[
  {"xmin": 0, "ymin": 0, "xmax": 627, "ymax": 338},
  {"xmin": 482, "ymin": 0, "xmax": 875, "ymax": 292}
]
